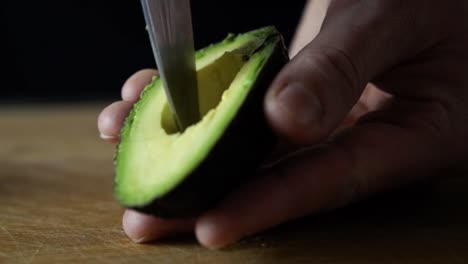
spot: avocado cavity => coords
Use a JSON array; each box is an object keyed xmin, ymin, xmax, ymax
[{"xmin": 161, "ymin": 51, "xmax": 245, "ymax": 135}]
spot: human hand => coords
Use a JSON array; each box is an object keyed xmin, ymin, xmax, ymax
[{"xmin": 98, "ymin": 0, "xmax": 468, "ymax": 249}]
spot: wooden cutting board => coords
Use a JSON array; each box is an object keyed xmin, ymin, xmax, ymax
[{"xmin": 1, "ymin": 104, "xmax": 467, "ymax": 264}]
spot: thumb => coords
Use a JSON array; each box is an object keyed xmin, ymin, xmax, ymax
[{"xmin": 265, "ymin": 0, "xmax": 432, "ymax": 144}]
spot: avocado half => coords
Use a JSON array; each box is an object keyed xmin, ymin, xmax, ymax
[{"xmin": 115, "ymin": 27, "xmax": 289, "ymax": 217}]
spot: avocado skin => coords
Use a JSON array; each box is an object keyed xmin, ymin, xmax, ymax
[{"xmin": 131, "ymin": 34, "xmax": 289, "ymax": 218}]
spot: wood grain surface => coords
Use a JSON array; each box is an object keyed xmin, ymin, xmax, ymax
[{"xmin": 0, "ymin": 104, "xmax": 467, "ymax": 264}]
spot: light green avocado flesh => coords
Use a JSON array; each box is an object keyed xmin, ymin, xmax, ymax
[{"xmin": 116, "ymin": 28, "xmax": 277, "ymax": 206}]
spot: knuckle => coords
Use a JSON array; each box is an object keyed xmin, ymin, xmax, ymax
[{"xmin": 302, "ymin": 45, "xmax": 363, "ymax": 100}]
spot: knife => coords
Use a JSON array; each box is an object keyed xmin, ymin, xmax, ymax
[{"xmin": 141, "ymin": 0, "xmax": 199, "ymax": 131}]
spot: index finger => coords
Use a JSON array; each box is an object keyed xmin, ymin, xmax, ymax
[{"xmin": 121, "ymin": 69, "xmax": 159, "ymax": 102}]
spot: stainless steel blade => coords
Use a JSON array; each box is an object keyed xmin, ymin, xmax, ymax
[{"xmin": 141, "ymin": 0, "xmax": 199, "ymax": 131}]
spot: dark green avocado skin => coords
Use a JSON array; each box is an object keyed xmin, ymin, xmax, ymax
[{"xmin": 132, "ymin": 34, "xmax": 290, "ymax": 218}]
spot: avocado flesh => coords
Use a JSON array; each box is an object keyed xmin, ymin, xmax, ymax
[
  {"xmin": 115, "ymin": 27, "xmax": 289, "ymax": 215},
  {"xmin": 161, "ymin": 51, "xmax": 245, "ymax": 134}
]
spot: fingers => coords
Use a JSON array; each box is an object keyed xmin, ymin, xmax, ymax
[
  {"xmin": 98, "ymin": 101, "xmax": 134, "ymax": 143},
  {"xmin": 196, "ymin": 101, "xmax": 453, "ymax": 249},
  {"xmin": 121, "ymin": 69, "xmax": 158, "ymax": 102},
  {"xmin": 265, "ymin": 0, "xmax": 437, "ymax": 145},
  {"xmin": 98, "ymin": 69, "xmax": 158, "ymax": 143},
  {"xmin": 123, "ymin": 210, "xmax": 195, "ymax": 243}
]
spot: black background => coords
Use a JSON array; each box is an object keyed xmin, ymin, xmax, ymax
[{"xmin": 2, "ymin": 1, "xmax": 306, "ymax": 103}]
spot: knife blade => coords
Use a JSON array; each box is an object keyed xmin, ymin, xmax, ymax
[{"xmin": 141, "ymin": 0, "xmax": 199, "ymax": 131}]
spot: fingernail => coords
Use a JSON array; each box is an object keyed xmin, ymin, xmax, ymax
[
  {"xmin": 132, "ymin": 236, "xmax": 148, "ymax": 244},
  {"xmin": 122, "ymin": 210, "xmax": 148, "ymax": 243},
  {"xmin": 276, "ymin": 83, "xmax": 321, "ymax": 126},
  {"xmin": 100, "ymin": 133, "xmax": 116, "ymax": 140},
  {"xmin": 196, "ymin": 218, "xmax": 223, "ymax": 249}
]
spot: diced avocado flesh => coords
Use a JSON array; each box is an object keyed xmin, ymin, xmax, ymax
[{"xmin": 115, "ymin": 28, "xmax": 278, "ymax": 207}]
